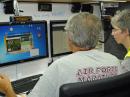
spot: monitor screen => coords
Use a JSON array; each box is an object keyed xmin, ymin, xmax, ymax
[
  {"xmin": 50, "ymin": 20, "xmax": 72, "ymax": 57},
  {"xmin": 0, "ymin": 21, "xmax": 48, "ymax": 66}
]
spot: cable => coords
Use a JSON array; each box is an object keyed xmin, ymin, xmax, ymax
[
  {"xmin": 13, "ymin": 0, "xmax": 20, "ymax": 16},
  {"xmin": 48, "ymin": 58, "xmax": 53, "ymax": 66}
]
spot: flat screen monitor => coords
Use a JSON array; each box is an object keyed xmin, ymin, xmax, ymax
[
  {"xmin": 0, "ymin": 21, "xmax": 48, "ymax": 67},
  {"xmin": 50, "ymin": 20, "xmax": 72, "ymax": 57}
]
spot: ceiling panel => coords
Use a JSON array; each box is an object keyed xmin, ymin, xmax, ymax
[
  {"xmin": 18, "ymin": 0, "xmax": 90, "ymax": 3},
  {"xmin": 17, "ymin": 0, "xmax": 129, "ymax": 3}
]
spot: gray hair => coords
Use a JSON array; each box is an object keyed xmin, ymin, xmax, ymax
[
  {"xmin": 111, "ymin": 9, "xmax": 130, "ymax": 33},
  {"xmin": 64, "ymin": 12, "xmax": 102, "ymax": 49}
]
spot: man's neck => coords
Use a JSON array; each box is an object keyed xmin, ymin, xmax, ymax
[{"xmin": 71, "ymin": 45, "xmax": 92, "ymax": 52}]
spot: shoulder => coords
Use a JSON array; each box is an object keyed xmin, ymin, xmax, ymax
[
  {"xmin": 120, "ymin": 58, "xmax": 130, "ymax": 73},
  {"xmin": 121, "ymin": 58, "xmax": 130, "ymax": 65},
  {"xmin": 91, "ymin": 50, "xmax": 120, "ymax": 65},
  {"xmin": 51, "ymin": 54, "xmax": 74, "ymax": 65},
  {"xmin": 99, "ymin": 50, "xmax": 118, "ymax": 59},
  {"xmin": 43, "ymin": 54, "xmax": 74, "ymax": 78}
]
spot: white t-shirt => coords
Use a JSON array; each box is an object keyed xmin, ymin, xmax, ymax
[
  {"xmin": 28, "ymin": 49, "xmax": 122, "ymax": 97},
  {"xmin": 120, "ymin": 57, "xmax": 130, "ymax": 73}
]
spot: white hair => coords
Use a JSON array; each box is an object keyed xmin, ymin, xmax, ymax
[
  {"xmin": 65, "ymin": 12, "xmax": 102, "ymax": 49},
  {"xmin": 111, "ymin": 9, "xmax": 130, "ymax": 33}
]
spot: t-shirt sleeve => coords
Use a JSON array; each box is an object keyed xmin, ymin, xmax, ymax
[
  {"xmin": 27, "ymin": 61, "xmax": 59, "ymax": 97},
  {"xmin": 27, "ymin": 75, "xmax": 55, "ymax": 97},
  {"xmin": 120, "ymin": 58, "xmax": 130, "ymax": 73}
]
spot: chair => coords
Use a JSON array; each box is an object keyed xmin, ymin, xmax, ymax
[{"xmin": 60, "ymin": 71, "xmax": 130, "ymax": 97}]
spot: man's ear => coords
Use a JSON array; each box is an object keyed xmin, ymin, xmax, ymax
[
  {"xmin": 67, "ymin": 36, "xmax": 73, "ymax": 51},
  {"xmin": 67, "ymin": 37, "xmax": 77, "ymax": 52},
  {"xmin": 125, "ymin": 28, "xmax": 130, "ymax": 36}
]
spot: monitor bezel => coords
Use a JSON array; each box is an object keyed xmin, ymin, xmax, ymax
[
  {"xmin": 0, "ymin": 20, "xmax": 48, "ymax": 67},
  {"xmin": 50, "ymin": 20, "xmax": 72, "ymax": 57}
]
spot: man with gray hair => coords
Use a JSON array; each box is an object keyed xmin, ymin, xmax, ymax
[{"xmin": 0, "ymin": 12, "xmax": 122, "ymax": 97}]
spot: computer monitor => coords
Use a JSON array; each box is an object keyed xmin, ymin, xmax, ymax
[
  {"xmin": 0, "ymin": 21, "xmax": 48, "ymax": 67},
  {"xmin": 50, "ymin": 20, "xmax": 72, "ymax": 57}
]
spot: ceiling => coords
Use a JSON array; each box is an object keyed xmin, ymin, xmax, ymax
[
  {"xmin": 0, "ymin": 0, "xmax": 129, "ymax": 3},
  {"xmin": 17, "ymin": 0, "xmax": 129, "ymax": 3}
]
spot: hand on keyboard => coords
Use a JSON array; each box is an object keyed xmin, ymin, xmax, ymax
[
  {"xmin": 0, "ymin": 74, "xmax": 17, "ymax": 97},
  {"xmin": 0, "ymin": 74, "xmax": 43, "ymax": 96},
  {"xmin": 0, "ymin": 74, "xmax": 12, "ymax": 94}
]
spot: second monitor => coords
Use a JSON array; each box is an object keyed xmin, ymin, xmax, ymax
[{"xmin": 50, "ymin": 20, "xmax": 72, "ymax": 57}]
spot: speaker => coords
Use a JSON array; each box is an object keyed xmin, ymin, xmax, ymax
[
  {"xmin": 4, "ymin": 0, "xmax": 14, "ymax": 14},
  {"xmin": 38, "ymin": 3, "xmax": 52, "ymax": 11},
  {"xmin": 81, "ymin": 4, "xmax": 93, "ymax": 13},
  {"xmin": 71, "ymin": 3, "xmax": 81, "ymax": 13},
  {"xmin": 105, "ymin": 7, "xmax": 118, "ymax": 16}
]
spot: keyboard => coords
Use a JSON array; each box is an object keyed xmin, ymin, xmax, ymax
[{"xmin": 0, "ymin": 74, "xmax": 43, "ymax": 96}]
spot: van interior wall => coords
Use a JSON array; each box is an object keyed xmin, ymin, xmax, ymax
[{"xmin": 0, "ymin": 2, "xmax": 100, "ymax": 81}]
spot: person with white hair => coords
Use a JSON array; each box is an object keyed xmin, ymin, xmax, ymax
[
  {"xmin": 0, "ymin": 12, "xmax": 122, "ymax": 97},
  {"xmin": 111, "ymin": 9, "xmax": 130, "ymax": 73}
]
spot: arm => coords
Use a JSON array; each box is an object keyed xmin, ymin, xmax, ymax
[{"xmin": 0, "ymin": 74, "xmax": 17, "ymax": 97}]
